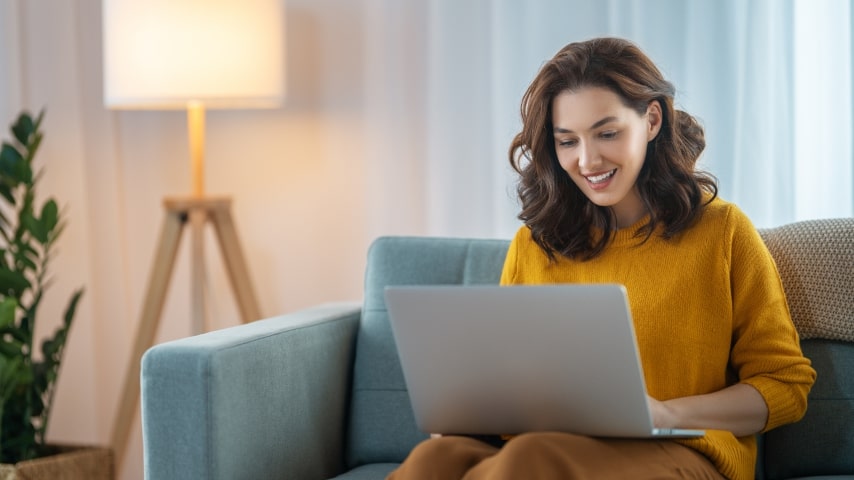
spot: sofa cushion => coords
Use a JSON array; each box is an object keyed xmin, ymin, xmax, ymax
[
  {"xmin": 758, "ymin": 218, "xmax": 854, "ymax": 342},
  {"xmin": 345, "ymin": 237, "xmax": 509, "ymax": 469},
  {"xmin": 330, "ymin": 463, "xmax": 399, "ymax": 480},
  {"xmin": 762, "ymin": 340, "xmax": 854, "ymax": 479}
]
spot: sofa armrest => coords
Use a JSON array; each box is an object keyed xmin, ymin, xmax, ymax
[{"xmin": 141, "ymin": 302, "xmax": 361, "ymax": 480}]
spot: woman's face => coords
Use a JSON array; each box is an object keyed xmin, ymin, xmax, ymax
[{"xmin": 551, "ymin": 87, "xmax": 661, "ymax": 228}]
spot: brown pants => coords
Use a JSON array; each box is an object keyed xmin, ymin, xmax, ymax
[{"xmin": 387, "ymin": 432, "xmax": 724, "ymax": 480}]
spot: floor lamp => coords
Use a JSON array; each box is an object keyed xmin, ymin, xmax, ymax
[{"xmin": 102, "ymin": 0, "xmax": 285, "ymax": 467}]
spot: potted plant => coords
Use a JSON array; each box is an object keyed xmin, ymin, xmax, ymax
[{"xmin": 0, "ymin": 111, "xmax": 111, "ymax": 479}]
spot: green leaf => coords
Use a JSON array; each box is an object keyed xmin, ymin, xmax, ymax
[
  {"xmin": 40, "ymin": 200, "xmax": 58, "ymax": 234},
  {"xmin": 0, "ymin": 297, "xmax": 16, "ymax": 329},
  {"xmin": 22, "ymin": 210, "xmax": 47, "ymax": 244},
  {"xmin": 29, "ymin": 390, "xmax": 45, "ymax": 416},
  {"xmin": 25, "ymin": 133, "xmax": 43, "ymax": 167},
  {"xmin": 0, "ymin": 268, "xmax": 30, "ymax": 297},
  {"xmin": 31, "ymin": 362, "xmax": 48, "ymax": 388},
  {"xmin": 0, "ymin": 355, "xmax": 27, "ymax": 397},
  {"xmin": 34, "ymin": 110, "xmax": 45, "ymax": 128},
  {"xmin": 36, "ymin": 289, "xmax": 82, "ymax": 376},
  {"xmin": 0, "ymin": 183, "xmax": 14, "ymax": 205},
  {"xmin": 18, "ymin": 187, "xmax": 34, "ymax": 216},
  {"xmin": 0, "ymin": 143, "xmax": 24, "ymax": 179},
  {"xmin": 0, "ymin": 142, "xmax": 22, "ymax": 162},
  {"xmin": 64, "ymin": 289, "xmax": 83, "ymax": 326},
  {"xmin": 0, "ymin": 144, "xmax": 31, "ymax": 185},
  {"xmin": 11, "ymin": 112, "xmax": 35, "ymax": 146},
  {"xmin": 0, "ymin": 340, "xmax": 23, "ymax": 358},
  {"xmin": 29, "ymin": 110, "xmax": 45, "ymax": 142},
  {"xmin": 41, "ymin": 337, "xmax": 58, "ymax": 358},
  {"xmin": 13, "ymin": 156, "xmax": 33, "ymax": 184},
  {"xmin": 0, "ymin": 325, "xmax": 27, "ymax": 344},
  {"xmin": 18, "ymin": 313, "xmax": 32, "ymax": 342}
]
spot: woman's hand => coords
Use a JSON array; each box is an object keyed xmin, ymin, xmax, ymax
[
  {"xmin": 647, "ymin": 394, "xmax": 678, "ymax": 429},
  {"xmin": 648, "ymin": 383, "xmax": 769, "ymax": 437}
]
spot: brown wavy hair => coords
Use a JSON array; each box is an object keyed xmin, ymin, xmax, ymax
[{"xmin": 509, "ymin": 37, "xmax": 717, "ymax": 261}]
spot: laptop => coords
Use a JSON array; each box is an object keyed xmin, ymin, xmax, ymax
[{"xmin": 384, "ymin": 284, "xmax": 704, "ymax": 439}]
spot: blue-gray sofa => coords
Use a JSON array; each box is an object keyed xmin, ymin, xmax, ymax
[{"xmin": 141, "ymin": 218, "xmax": 854, "ymax": 479}]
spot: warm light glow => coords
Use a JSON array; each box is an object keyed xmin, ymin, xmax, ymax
[
  {"xmin": 102, "ymin": 0, "xmax": 285, "ymax": 110},
  {"xmin": 187, "ymin": 102, "xmax": 206, "ymax": 196}
]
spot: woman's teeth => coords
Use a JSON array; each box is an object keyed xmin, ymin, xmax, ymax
[{"xmin": 586, "ymin": 169, "xmax": 616, "ymax": 184}]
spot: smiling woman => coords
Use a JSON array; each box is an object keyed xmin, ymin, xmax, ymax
[{"xmin": 387, "ymin": 35, "xmax": 816, "ymax": 480}]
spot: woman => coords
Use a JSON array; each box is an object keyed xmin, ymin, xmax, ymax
[{"xmin": 388, "ymin": 37, "xmax": 816, "ymax": 480}]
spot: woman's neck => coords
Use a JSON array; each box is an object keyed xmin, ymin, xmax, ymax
[{"xmin": 610, "ymin": 189, "xmax": 647, "ymax": 229}]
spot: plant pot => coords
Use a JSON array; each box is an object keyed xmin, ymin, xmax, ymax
[{"xmin": 0, "ymin": 445, "xmax": 113, "ymax": 480}]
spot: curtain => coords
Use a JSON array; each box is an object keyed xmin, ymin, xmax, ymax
[{"xmin": 366, "ymin": 0, "xmax": 854, "ymax": 236}]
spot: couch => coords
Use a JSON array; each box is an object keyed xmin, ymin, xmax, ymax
[{"xmin": 141, "ymin": 218, "xmax": 854, "ymax": 479}]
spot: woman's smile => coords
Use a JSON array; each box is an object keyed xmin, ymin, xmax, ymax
[{"xmin": 584, "ymin": 169, "xmax": 617, "ymax": 188}]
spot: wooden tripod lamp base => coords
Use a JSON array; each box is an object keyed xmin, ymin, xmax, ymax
[{"xmin": 111, "ymin": 195, "xmax": 262, "ymax": 466}]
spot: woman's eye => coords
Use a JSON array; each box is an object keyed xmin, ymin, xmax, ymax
[
  {"xmin": 557, "ymin": 139, "xmax": 577, "ymax": 147},
  {"xmin": 600, "ymin": 131, "xmax": 618, "ymax": 140}
]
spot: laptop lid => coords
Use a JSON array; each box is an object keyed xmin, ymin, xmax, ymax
[{"xmin": 384, "ymin": 284, "xmax": 703, "ymax": 438}]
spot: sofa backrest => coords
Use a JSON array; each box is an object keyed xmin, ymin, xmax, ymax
[
  {"xmin": 757, "ymin": 218, "xmax": 854, "ymax": 479},
  {"xmin": 346, "ymin": 236, "xmax": 510, "ymax": 469}
]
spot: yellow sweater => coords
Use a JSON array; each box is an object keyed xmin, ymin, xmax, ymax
[{"xmin": 500, "ymin": 198, "xmax": 816, "ymax": 480}]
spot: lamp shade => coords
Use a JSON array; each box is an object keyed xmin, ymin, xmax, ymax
[{"xmin": 102, "ymin": 0, "xmax": 285, "ymax": 110}]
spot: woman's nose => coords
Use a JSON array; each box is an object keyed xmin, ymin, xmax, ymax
[{"xmin": 578, "ymin": 142, "xmax": 599, "ymax": 170}]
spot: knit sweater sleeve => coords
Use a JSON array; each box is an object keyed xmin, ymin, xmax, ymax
[{"xmin": 726, "ymin": 207, "xmax": 816, "ymax": 432}]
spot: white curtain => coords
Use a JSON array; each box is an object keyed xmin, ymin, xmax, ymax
[{"xmin": 367, "ymin": 0, "xmax": 854, "ymax": 236}]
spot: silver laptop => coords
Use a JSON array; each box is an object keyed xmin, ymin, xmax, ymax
[{"xmin": 384, "ymin": 284, "xmax": 704, "ymax": 439}]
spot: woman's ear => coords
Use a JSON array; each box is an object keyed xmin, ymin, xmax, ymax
[{"xmin": 646, "ymin": 100, "xmax": 663, "ymax": 142}]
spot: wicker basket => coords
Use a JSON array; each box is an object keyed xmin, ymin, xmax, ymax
[{"xmin": 0, "ymin": 445, "xmax": 113, "ymax": 480}]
